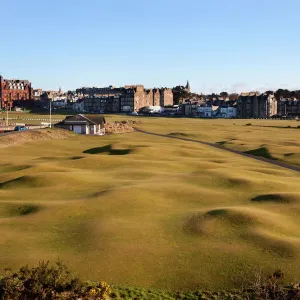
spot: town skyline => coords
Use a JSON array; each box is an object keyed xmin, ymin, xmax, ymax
[
  {"xmin": 1, "ymin": 75, "xmax": 299, "ymax": 96},
  {"xmin": 1, "ymin": 0, "xmax": 300, "ymax": 94}
]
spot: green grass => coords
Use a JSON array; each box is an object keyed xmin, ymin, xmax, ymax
[{"xmin": 0, "ymin": 115, "xmax": 300, "ymax": 291}]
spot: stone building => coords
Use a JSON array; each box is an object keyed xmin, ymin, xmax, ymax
[
  {"xmin": 160, "ymin": 88, "xmax": 173, "ymax": 106},
  {"xmin": 237, "ymin": 92, "xmax": 277, "ymax": 118},
  {"xmin": 78, "ymin": 85, "xmax": 173, "ymax": 113},
  {"xmin": 32, "ymin": 89, "xmax": 43, "ymax": 101},
  {"xmin": 277, "ymin": 98, "xmax": 300, "ymax": 117},
  {"xmin": 0, "ymin": 76, "xmax": 32, "ymax": 109}
]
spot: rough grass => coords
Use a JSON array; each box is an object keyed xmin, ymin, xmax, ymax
[
  {"xmin": 0, "ymin": 128, "xmax": 73, "ymax": 148},
  {"xmin": 0, "ymin": 115, "xmax": 300, "ymax": 291}
]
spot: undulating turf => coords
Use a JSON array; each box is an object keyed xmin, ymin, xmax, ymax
[{"xmin": 0, "ymin": 115, "xmax": 300, "ymax": 291}]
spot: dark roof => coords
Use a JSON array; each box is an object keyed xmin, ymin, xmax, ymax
[
  {"xmin": 57, "ymin": 114, "xmax": 106, "ymax": 125},
  {"xmin": 83, "ymin": 114, "xmax": 106, "ymax": 124}
]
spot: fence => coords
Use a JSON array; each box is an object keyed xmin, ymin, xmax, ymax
[{"xmin": 0, "ymin": 117, "xmax": 63, "ymax": 122}]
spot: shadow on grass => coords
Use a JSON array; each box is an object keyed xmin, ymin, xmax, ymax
[
  {"xmin": 0, "ymin": 177, "xmax": 26, "ymax": 189},
  {"xmin": 168, "ymin": 132, "xmax": 189, "ymax": 137},
  {"xmin": 0, "ymin": 164, "xmax": 31, "ymax": 174},
  {"xmin": 246, "ymin": 124, "xmax": 300, "ymax": 129},
  {"xmin": 9, "ymin": 204, "xmax": 41, "ymax": 216},
  {"xmin": 70, "ymin": 156, "xmax": 84, "ymax": 160},
  {"xmin": 284, "ymin": 153, "xmax": 294, "ymax": 157},
  {"xmin": 83, "ymin": 144, "xmax": 132, "ymax": 155},
  {"xmin": 251, "ymin": 194, "xmax": 291, "ymax": 204},
  {"xmin": 206, "ymin": 209, "xmax": 227, "ymax": 217},
  {"xmin": 244, "ymin": 147, "xmax": 277, "ymax": 160}
]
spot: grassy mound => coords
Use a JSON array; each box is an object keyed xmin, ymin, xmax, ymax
[
  {"xmin": 246, "ymin": 229, "xmax": 300, "ymax": 258},
  {"xmin": 0, "ymin": 172, "xmax": 95, "ymax": 190},
  {"xmin": 0, "ymin": 164, "xmax": 31, "ymax": 174},
  {"xmin": 0, "ymin": 175, "xmax": 53, "ymax": 189},
  {"xmin": 184, "ymin": 208, "xmax": 257, "ymax": 236}
]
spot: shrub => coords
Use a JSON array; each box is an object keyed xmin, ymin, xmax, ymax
[
  {"xmin": 2, "ymin": 263, "xmax": 300, "ymax": 299},
  {"xmin": 0, "ymin": 261, "xmax": 110, "ymax": 300}
]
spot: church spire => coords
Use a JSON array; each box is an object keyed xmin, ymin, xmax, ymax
[{"xmin": 185, "ymin": 80, "xmax": 190, "ymax": 92}]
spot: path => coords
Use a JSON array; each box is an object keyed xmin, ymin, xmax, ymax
[{"xmin": 134, "ymin": 128, "xmax": 300, "ymax": 173}]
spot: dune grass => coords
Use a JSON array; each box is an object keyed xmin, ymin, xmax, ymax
[{"xmin": 0, "ymin": 116, "xmax": 300, "ymax": 291}]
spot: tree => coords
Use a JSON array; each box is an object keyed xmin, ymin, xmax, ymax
[
  {"xmin": 172, "ymin": 86, "xmax": 190, "ymax": 105},
  {"xmin": 275, "ymin": 89, "xmax": 291, "ymax": 99},
  {"xmin": 220, "ymin": 92, "xmax": 229, "ymax": 98},
  {"xmin": 265, "ymin": 90, "xmax": 274, "ymax": 95},
  {"xmin": 229, "ymin": 93, "xmax": 239, "ymax": 101}
]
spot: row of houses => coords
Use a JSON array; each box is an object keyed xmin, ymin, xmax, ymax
[
  {"xmin": 179, "ymin": 100, "xmax": 237, "ymax": 118},
  {"xmin": 237, "ymin": 93, "xmax": 300, "ymax": 118},
  {"xmin": 34, "ymin": 90, "xmax": 300, "ymax": 119},
  {"xmin": 178, "ymin": 93, "xmax": 300, "ymax": 119}
]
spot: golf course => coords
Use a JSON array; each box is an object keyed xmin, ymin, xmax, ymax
[{"xmin": 0, "ymin": 114, "xmax": 300, "ymax": 291}]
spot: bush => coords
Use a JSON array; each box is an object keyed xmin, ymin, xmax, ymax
[
  {"xmin": 2, "ymin": 263, "xmax": 300, "ymax": 299},
  {"xmin": 0, "ymin": 261, "xmax": 111, "ymax": 300}
]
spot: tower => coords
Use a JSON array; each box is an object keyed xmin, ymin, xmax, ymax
[{"xmin": 185, "ymin": 80, "xmax": 190, "ymax": 93}]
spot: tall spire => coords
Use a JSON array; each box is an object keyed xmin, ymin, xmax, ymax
[{"xmin": 186, "ymin": 80, "xmax": 190, "ymax": 92}]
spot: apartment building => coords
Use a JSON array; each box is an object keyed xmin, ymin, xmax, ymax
[
  {"xmin": 79, "ymin": 85, "xmax": 173, "ymax": 113},
  {"xmin": 237, "ymin": 93, "xmax": 277, "ymax": 118},
  {"xmin": 0, "ymin": 76, "xmax": 32, "ymax": 109}
]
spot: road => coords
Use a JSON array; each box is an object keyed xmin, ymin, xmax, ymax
[{"xmin": 134, "ymin": 128, "xmax": 300, "ymax": 173}]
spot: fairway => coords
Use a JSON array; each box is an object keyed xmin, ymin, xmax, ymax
[{"xmin": 0, "ymin": 116, "xmax": 300, "ymax": 291}]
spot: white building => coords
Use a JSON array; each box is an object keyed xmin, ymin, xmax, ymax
[
  {"xmin": 73, "ymin": 99, "xmax": 85, "ymax": 112},
  {"xmin": 55, "ymin": 114, "xmax": 106, "ymax": 135},
  {"xmin": 197, "ymin": 104, "xmax": 219, "ymax": 117},
  {"xmin": 52, "ymin": 99, "xmax": 67, "ymax": 108},
  {"xmin": 219, "ymin": 106, "xmax": 236, "ymax": 118}
]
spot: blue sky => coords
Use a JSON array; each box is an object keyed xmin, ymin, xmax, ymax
[{"xmin": 1, "ymin": 0, "xmax": 299, "ymax": 93}]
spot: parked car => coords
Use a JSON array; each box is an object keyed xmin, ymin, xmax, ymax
[{"xmin": 14, "ymin": 126, "xmax": 28, "ymax": 131}]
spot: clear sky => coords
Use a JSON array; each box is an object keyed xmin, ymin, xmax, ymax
[{"xmin": 1, "ymin": 0, "xmax": 299, "ymax": 94}]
